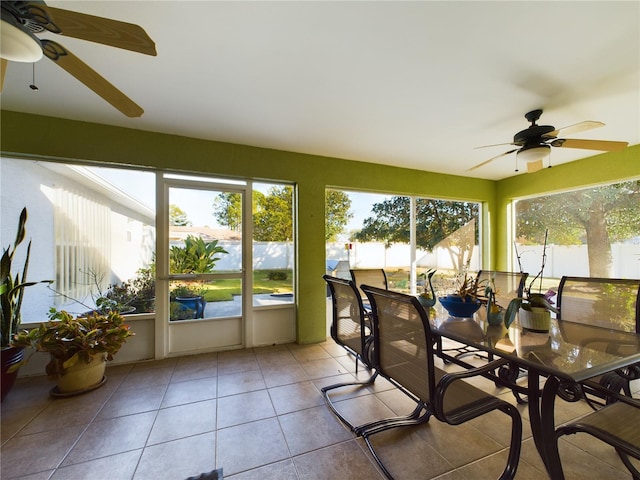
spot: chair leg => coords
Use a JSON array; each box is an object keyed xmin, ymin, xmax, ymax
[
  {"xmin": 321, "ymin": 371, "xmax": 378, "ymax": 432},
  {"xmin": 616, "ymin": 448, "xmax": 640, "ymax": 480},
  {"xmin": 359, "ymin": 406, "xmax": 432, "ymax": 480},
  {"xmin": 354, "ymin": 402, "xmax": 429, "ymax": 436},
  {"xmin": 498, "ymin": 403, "xmax": 523, "ymax": 480}
]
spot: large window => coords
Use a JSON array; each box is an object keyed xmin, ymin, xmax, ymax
[
  {"xmin": 0, "ymin": 158, "xmax": 156, "ymax": 320},
  {"xmin": 325, "ymin": 189, "xmax": 481, "ymax": 295},
  {"xmin": 513, "ymin": 179, "xmax": 640, "ymax": 282},
  {"xmin": 252, "ymin": 182, "xmax": 295, "ymax": 306},
  {"xmin": 1, "ymin": 158, "xmax": 297, "ymax": 324}
]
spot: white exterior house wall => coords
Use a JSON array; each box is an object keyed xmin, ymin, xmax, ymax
[{"xmin": 1, "ymin": 158, "xmax": 155, "ymax": 321}]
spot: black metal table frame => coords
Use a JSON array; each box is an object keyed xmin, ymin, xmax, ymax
[{"xmin": 430, "ymin": 315, "xmax": 640, "ymax": 479}]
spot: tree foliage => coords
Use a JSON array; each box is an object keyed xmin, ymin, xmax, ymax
[
  {"xmin": 516, "ymin": 180, "xmax": 640, "ymax": 277},
  {"xmin": 325, "ymin": 190, "xmax": 353, "ymax": 242},
  {"xmin": 212, "ymin": 187, "xmax": 353, "ymax": 242},
  {"xmin": 169, "ymin": 204, "xmax": 191, "ymax": 226},
  {"xmin": 254, "ymin": 186, "xmax": 293, "ymax": 241},
  {"xmin": 212, "ymin": 193, "xmax": 242, "ymax": 231},
  {"xmin": 353, "ymin": 197, "xmax": 479, "ymax": 250}
]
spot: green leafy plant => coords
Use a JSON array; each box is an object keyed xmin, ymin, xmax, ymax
[
  {"xmin": 104, "ymin": 268, "xmax": 156, "ymax": 313},
  {"xmin": 267, "ymin": 270, "xmax": 288, "ymax": 281},
  {"xmin": 51, "ymin": 269, "xmax": 138, "ymax": 316},
  {"xmin": 170, "ymin": 235, "xmax": 228, "ymax": 274},
  {"xmin": 1, "ymin": 208, "xmax": 53, "ymax": 348},
  {"xmin": 11, "ymin": 309, "xmax": 134, "ymax": 377},
  {"xmin": 449, "ymin": 263, "xmax": 486, "ymax": 302},
  {"xmin": 171, "ymin": 283, "xmax": 204, "ymax": 299},
  {"xmin": 170, "ymin": 302, "xmax": 195, "ymax": 321}
]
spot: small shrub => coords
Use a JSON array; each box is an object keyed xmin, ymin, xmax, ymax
[{"xmin": 267, "ymin": 271, "xmax": 288, "ymax": 281}]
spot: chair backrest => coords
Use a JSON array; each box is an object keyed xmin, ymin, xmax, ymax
[
  {"xmin": 557, "ymin": 276, "xmax": 640, "ymax": 333},
  {"xmin": 361, "ymin": 284, "xmax": 435, "ymax": 403},
  {"xmin": 476, "ymin": 270, "xmax": 528, "ymax": 309},
  {"xmin": 323, "ymin": 275, "xmax": 369, "ymax": 358},
  {"xmin": 350, "ymin": 268, "xmax": 388, "ymax": 300}
]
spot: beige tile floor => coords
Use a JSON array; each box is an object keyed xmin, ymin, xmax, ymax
[{"xmin": 1, "ymin": 339, "xmax": 637, "ymax": 480}]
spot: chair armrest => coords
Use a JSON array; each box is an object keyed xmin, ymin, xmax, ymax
[
  {"xmin": 439, "ymin": 358, "xmax": 510, "ymax": 384},
  {"xmin": 432, "ymin": 358, "xmax": 511, "ymax": 423}
]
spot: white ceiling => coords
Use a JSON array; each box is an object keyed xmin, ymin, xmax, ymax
[{"xmin": 1, "ymin": 1, "xmax": 638, "ymax": 180}]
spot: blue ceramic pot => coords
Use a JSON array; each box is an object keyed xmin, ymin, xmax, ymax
[{"xmin": 439, "ymin": 295, "xmax": 481, "ymax": 318}]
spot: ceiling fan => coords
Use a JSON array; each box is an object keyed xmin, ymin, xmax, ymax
[
  {"xmin": 468, "ymin": 109, "xmax": 629, "ymax": 173},
  {"xmin": 0, "ymin": 1, "xmax": 156, "ymax": 117}
]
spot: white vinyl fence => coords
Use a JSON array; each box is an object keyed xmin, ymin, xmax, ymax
[{"xmin": 213, "ymin": 240, "xmax": 640, "ymax": 280}]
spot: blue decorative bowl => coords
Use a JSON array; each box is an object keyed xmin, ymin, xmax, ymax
[{"xmin": 439, "ymin": 295, "xmax": 481, "ymax": 318}]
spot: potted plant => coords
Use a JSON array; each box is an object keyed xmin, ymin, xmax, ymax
[
  {"xmin": 171, "ymin": 283, "xmax": 206, "ymax": 319},
  {"xmin": 12, "ymin": 308, "xmax": 134, "ymax": 396},
  {"xmin": 438, "ymin": 265, "xmax": 485, "ymax": 318},
  {"xmin": 53, "ymin": 268, "xmax": 156, "ymax": 316},
  {"xmin": 1, "ymin": 207, "xmax": 53, "ymax": 401},
  {"xmin": 505, "ymin": 230, "xmax": 558, "ymax": 331},
  {"xmin": 124, "ymin": 267, "xmax": 156, "ymax": 313}
]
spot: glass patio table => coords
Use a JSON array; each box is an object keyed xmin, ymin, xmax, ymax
[{"xmin": 429, "ymin": 308, "xmax": 640, "ymax": 479}]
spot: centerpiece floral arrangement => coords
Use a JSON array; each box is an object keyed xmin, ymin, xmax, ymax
[{"xmin": 438, "ymin": 262, "xmax": 487, "ymax": 318}]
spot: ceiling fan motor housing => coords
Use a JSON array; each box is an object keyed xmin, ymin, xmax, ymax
[{"xmin": 513, "ymin": 124, "xmax": 556, "ymax": 147}]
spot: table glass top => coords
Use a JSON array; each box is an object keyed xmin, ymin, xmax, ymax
[{"xmin": 429, "ymin": 303, "xmax": 640, "ymax": 381}]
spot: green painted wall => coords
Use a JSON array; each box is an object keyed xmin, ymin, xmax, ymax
[
  {"xmin": 2, "ymin": 111, "xmax": 637, "ymax": 342},
  {"xmin": 1, "ymin": 110, "xmax": 495, "ymax": 343}
]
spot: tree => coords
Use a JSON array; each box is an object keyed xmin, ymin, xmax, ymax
[
  {"xmin": 353, "ymin": 197, "xmax": 478, "ymax": 250},
  {"xmin": 325, "ymin": 190, "xmax": 353, "ymax": 242},
  {"xmin": 254, "ymin": 186, "xmax": 293, "ymax": 241},
  {"xmin": 353, "ymin": 197, "xmax": 479, "ymax": 270},
  {"xmin": 516, "ymin": 180, "xmax": 640, "ymax": 277},
  {"xmin": 169, "ymin": 204, "xmax": 191, "ymax": 226},
  {"xmin": 213, "ymin": 193, "xmax": 242, "ymax": 231},
  {"xmin": 213, "ymin": 187, "xmax": 353, "ymax": 242}
]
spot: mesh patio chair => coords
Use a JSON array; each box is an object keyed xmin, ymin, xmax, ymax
[
  {"xmin": 350, "ymin": 268, "xmax": 388, "ymax": 315},
  {"xmin": 358, "ymin": 285, "xmax": 522, "ymax": 480},
  {"xmin": 322, "ymin": 275, "xmax": 377, "ymax": 431},
  {"xmin": 555, "ymin": 391, "xmax": 640, "ymax": 479},
  {"xmin": 557, "ymin": 276, "xmax": 640, "ymax": 408}
]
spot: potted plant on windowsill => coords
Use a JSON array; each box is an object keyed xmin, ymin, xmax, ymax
[
  {"xmin": 11, "ymin": 308, "xmax": 134, "ymax": 396},
  {"xmin": 1, "ymin": 208, "xmax": 53, "ymax": 401},
  {"xmin": 505, "ymin": 230, "xmax": 558, "ymax": 332}
]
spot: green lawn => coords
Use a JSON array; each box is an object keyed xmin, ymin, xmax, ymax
[{"xmin": 202, "ymin": 270, "xmax": 293, "ymax": 302}]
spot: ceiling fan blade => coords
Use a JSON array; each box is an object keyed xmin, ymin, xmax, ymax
[
  {"xmin": 0, "ymin": 58, "xmax": 7, "ymax": 92},
  {"xmin": 526, "ymin": 159, "xmax": 544, "ymax": 173},
  {"xmin": 551, "ymin": 138, "xmax": 628, "ymax": 152},
  {"xmin": 544, "ymin": 121, "xmax": 605, "ymax": 139},
  {"xmin": 42, "ymin": 40, "xmax": 144, "ymax": 117},
  {"xmin": 467, "ymin": 148, "xmax": 519, "ymax": 172},
  {"xmin": 39, "ymin": 5, "xmax": 157, "ymax": 56},
  {"xmin": 473, "ymin": 142, "xmax": 514, "ymax": 149}
]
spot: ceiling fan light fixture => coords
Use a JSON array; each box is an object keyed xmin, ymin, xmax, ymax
[
  {"xmin": 0, "ymin": 17, "xmax": 43, "ymax": 62},
  {"xmin": 517, "ymin": 144, "xmax": 550, "ymax": 163}
]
